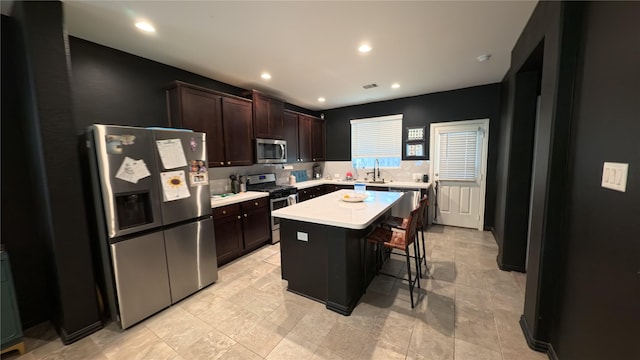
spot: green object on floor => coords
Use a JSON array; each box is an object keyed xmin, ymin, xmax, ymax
[{"xmin": 1, "ymin": 251, "xmax": 25, "ymax": 355}]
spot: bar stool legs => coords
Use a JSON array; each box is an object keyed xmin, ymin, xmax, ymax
[{"xmin": 365, "ymin": 207, "xmax": 422, "ymax": 308}]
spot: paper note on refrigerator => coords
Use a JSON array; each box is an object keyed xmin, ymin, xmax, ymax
[
  {"xmin": 115, "ymin": 156, "xmax": 151, "ymax": 184},
  {"xmin": 160, "ymin": 170, "xmax": 190, "ymax": 201},
  {"xmin": 156, "ymin": 139, "xmax": 187, "ymax": 169}
]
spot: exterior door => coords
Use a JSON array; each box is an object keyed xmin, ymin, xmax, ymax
[{"xmin": 430, "ymin": 119, "xmax": 489, "ymax": 230}]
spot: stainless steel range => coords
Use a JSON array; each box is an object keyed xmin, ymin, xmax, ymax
[{"xmin": 246, "ymin": 173, "xmax": 298, "ymax": 244}]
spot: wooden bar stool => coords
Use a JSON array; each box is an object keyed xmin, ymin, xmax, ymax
[
  {"xmin": 382, "ymin": 193, "xmax": 428, "ymax": 277},
  {"xmin": 365, "ymin": 207, "xmax": 421, "ymax": 308}
]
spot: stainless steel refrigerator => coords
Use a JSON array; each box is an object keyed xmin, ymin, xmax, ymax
[{"xmin": 86, "ymin": 124, "xmax": 218, "ymax": 329}]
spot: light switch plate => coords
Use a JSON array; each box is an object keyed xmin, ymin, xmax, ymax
[{"xmin": 601, "ymin": 162, "xmax": 629, "ymax": 192}]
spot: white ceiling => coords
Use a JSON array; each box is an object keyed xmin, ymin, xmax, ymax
[{"xmin": 59, "ymin": 1, "xmax": 536, "ymax": 111}]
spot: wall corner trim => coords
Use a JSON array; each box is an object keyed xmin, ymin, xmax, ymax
[
  {"xmin": 59, "ymin": 321, "xmax": 103, "ymax": 345},
  {"xmin": 519, "ymin": 315, "xmax": 558, "ymax": 359},
  {"xmin": 497, "ymin": 259, "xmax": 526, "ymax": 273}
]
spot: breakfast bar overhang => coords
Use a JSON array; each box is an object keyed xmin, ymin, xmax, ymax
[{"xmin": 272, "ymin": 189, "xmax": 404, "ymax": 315}]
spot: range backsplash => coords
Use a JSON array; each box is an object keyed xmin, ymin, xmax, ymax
[{"xmin": 208, "ymin": 163, "xmax": 314, "ymax": 194}]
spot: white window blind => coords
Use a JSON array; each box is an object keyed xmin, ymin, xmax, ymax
[
  {"xmin": 438, "ymin": 129, "xmax": 480, "ymax": 181},
  {"xmin": 351, "ymin": 114, "xmax": 402, "ymax": 168}
]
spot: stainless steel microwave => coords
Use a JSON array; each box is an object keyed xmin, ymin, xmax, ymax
[{"xmin": 255, "ymin": 138, "xmax": 287, "ymax": 164}]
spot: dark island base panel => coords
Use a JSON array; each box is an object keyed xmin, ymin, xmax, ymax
[{"xmin": 280, "ymin": 218, "xmax": 381, "ymax": 316}]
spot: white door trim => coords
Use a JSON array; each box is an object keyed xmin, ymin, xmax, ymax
[{"xmin": 430, "ymin": 119, "xmax": 489, "ymax": 230}]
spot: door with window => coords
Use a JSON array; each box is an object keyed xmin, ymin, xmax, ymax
[{"xmin": 430, "ymin": 119, "xmax": 489, "ymax": 230}]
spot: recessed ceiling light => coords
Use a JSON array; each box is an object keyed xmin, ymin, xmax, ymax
[
  {"xmin": 261, "ymin": 72, "xmax": 272, "ymax": 80},
  {"xmin": 318, "ymin": 97, "xmax": 326, "ymax": 103},
  {"xmin": 476, "ymin": 54, "xmax": 491, "ymax": 62},
  {"xmin": 391, "ymin": 83, "xmax": 400, "ymax": 89},
  {"xmin": 135, "ymin": 21, "xmax": 155, "ymax": 33},
  {"xmin": 358, "ymin": 44, "xmax": 372, "ymax": 53}
]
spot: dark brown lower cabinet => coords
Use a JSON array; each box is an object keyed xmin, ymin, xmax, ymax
[
  {"xmin": 241, "ymin": 198, "xmax": 271, "ymax": 250},
  {"xmin": 213, "ymin": 197, "xmax": 270, "ymax": 266},
  {"xmin": 297, "ymin": 185, "xmax": 325, "ymax": 202}
]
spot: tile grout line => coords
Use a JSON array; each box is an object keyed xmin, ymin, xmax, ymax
[{"xmin": 452, "ymin": 230, "xmax": 457, "ymax": 360}]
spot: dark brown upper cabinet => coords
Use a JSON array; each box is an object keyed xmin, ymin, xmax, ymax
[
  {"xmin": 220, "ymin": 97, "xmax": 253, "ymax": 166},
  {"xmin": 311, "ymin": 117, "xmax": 325, "ymax": 162},
  {"xmin": 167, "ymin": 81, "xmax": 253, "ymax": 167},
  {"xmin": 249, "ymin": 91, "xmax": 284, "ymax": 139},
  {"xmin": 283, "ymin": 110, "xmax": 299, "ymax": 163},
  {"xmin": 298, "ymin": 114, "xmax": 312, "ymax": 162},
  {"xmin": 283, "ymin": 110, "xmax": 325, "ymax": 163}
]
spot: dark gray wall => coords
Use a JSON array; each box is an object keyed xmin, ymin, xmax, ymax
[
  {"xmin": 69, "ymin": 37, "xmax": 317, "ymax": 132},
  {"xmin": 551, "ymin": 2, "xmax": 640, "ymax": 358},
  {"xmin": 494, "ymin": 1, "xmax": 582, "ymax": 346},
  {"xmin": 69, "ymin": 37, "xmax": 246, "ymax": 131},
  {"xmin": 323, "ymin": 84, "xmax": 501, "ymax": 229},
  {"xmin": 1, "ymin": 14, "xmax": 53, "ymax": 329},
  {"xmin": 495, "ymin": 1, "xmax": 639, "ymax": 359},
  {"xmin": 3, "ymin": 2, "xmax": 102, "ymax": 342}
]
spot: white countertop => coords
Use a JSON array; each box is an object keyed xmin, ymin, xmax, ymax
[
  {"xmin": 210, "ymin": 191, "xmax": 269, "ymax": 208},
  {"xmin": 271, "ymin": 189, "xmax": 404, "ymax": 230},
  {"xmin": 294, "ymin": 179, "xmax": 432, "ymax": 190}
]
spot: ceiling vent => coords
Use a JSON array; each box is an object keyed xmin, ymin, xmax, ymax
[{"xmin": 362, "ymin": 83, "xmax": 378, "ymax": 89}]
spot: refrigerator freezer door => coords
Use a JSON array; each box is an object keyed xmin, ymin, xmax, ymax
[
  {"xmin": 90, "ymin": 125, "xmax": 163, "ymax": 238},
  {"xmin": 164, "ymin": 218, "xmax": 218, "ymax": 303},
  {"xmin": 110, "ymin": 232, "xmax": 171, "ymax": 329},
  {"xmin": 153, "ymin": 130, "xmax": 212, "ymax": 225}
]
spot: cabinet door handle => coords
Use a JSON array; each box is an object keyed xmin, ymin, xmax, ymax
[
  {"xmin": 220, "ymin": 162, "xmax": 224, "ymax": 165},
  {"xmin": 222, "ymin": 210, "xmax": 227, "ymax": 214},
  {"xmin": 227, "ymin": 161, "xmax": 231, "ymax": 165},
  {"xmin": 244, "ymin": 214, "xmax": 248, "ymax": 218},
  {"xmin": 237, "ymin": 215, "xmax": 241, "ymax": 219},
  {"xmin": 254, "ymin": 202, "xmax": 258, "ymax": 206}
]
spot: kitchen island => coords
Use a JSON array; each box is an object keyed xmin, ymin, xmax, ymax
[{"xmin": 272, "ymin": 189, "xmax": 403, "ymax": 315}]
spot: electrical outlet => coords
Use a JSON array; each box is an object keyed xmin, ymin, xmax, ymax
[
  {"xmin": 296, "ymin": 231, "xmax": 308, "ymax": 242},
  {"xmin": 601, "ymin": 162, "xmax": 629, "ymax": 192}
]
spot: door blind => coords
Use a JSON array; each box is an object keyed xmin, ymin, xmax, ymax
[{"xmin": 438, "ymin": 129, "xmax": 479, "ymax": 181}]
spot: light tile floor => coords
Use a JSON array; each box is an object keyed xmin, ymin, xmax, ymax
[{"xmin": 3, "ymin": 225, "xmax": 547, "ymax": 360}]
